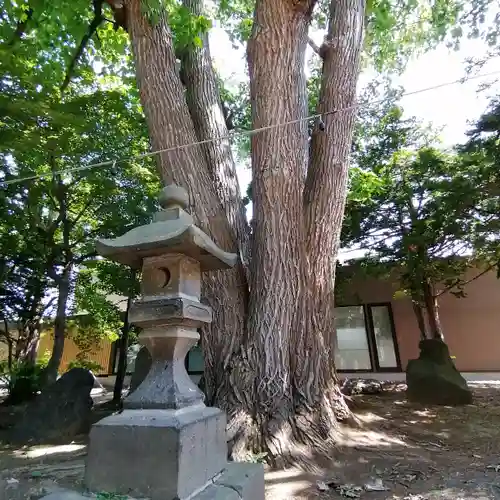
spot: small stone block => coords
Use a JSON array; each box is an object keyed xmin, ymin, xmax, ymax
[{"xmin": 85, "ymin": 408, "xmax": 227, "ymax": 500}]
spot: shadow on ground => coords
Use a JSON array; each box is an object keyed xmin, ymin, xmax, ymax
[
  {"xmin": 0, "ymin": 385, "xmax": 499, "ymax": 499},
  {"xmin": 267, "ymin": 385, "xmax": 500, "ymax": 499}
]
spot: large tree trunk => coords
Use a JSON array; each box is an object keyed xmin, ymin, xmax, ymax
[
  {"xmin": 245, "ymin": 0, "xmax": 363, "ymax": 459},
  {"xmin": 120, "ymin": 0, "xmax": 365, "ymax": 463},
  {"xmin": 123, "ymin": 0, "xmax": 252, "ymax": 427},
  {"xmin": 296, "ymin": 0, "xmax": 365, "ymax": 414},
  {"xmin": 246, "ymin": 0, "xmax": 312, "ymax": 445},
  {"xmin": 179, "ymin": 0, "xmax": 251, "ymax": 275},
  {"xmin": 177, "ymin": 0, "xmax": 254, "ymax": 410}
]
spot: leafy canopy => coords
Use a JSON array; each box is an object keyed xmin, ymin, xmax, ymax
[{"xmin": 343, "ymin": 97, "xmax": 500, "ymax": 301}]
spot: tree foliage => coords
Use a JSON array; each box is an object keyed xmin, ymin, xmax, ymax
[
  {"xmin": 343, "ymin": 97, "xmax": 500, "ymax": 340},
  {"xmin": 0, "ymin": 7, "xmax": 160, "ymax": 382},
  {"xmin": 72, "ymin": 260, "xmax": 140, "ymax": 364},
  {"xmin": 458, "ymin": 98, "xmax": 500, "ymax": 265}
]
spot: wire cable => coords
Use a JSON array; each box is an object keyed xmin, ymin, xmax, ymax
[{"xmin": 3, "ymin": 68, "xmax": 500, "ymax": 186}]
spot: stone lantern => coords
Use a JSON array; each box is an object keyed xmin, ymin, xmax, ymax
[{"xmin": 84, "ymin": 185, "xmax": 263, "ymax": 500}]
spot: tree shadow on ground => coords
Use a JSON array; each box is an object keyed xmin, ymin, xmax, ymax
[
  {"xmin": 0, "ymin": 386, "xmax": 499, "ymax": 499},
  {"xmin": 265, "ymin": 385, "xmax": 500, "ymax": 499}
]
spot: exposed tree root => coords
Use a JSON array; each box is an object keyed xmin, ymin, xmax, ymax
[{"xmin": 226, "ymin": 385, "xmax": 360, "ymax": 469}]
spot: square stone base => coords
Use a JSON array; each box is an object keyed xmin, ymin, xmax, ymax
[
  {"xmin": 85, "ymin": 407, "xmax": 226, "ymax": 500},
  {"xmin": 40, "ymin": 464, "xmax": 264, "ymax": 500}
]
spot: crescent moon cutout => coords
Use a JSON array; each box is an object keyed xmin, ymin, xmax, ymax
[{"xmin": 159, "ymin": 267, "xmax": 171, "ymax": 288}]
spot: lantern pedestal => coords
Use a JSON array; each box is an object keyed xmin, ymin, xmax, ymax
[
  {"xmin": 85, "ymin": 407, "xmax": 227, "ymax": 500},
  {"xmin": 85, "ymin": 407, "xmax": 264, "ymax": 500}
]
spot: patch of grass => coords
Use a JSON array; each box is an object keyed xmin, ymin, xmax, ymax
[{"xmin": 96, "ymin": 492, "xmax": 127, "ymax": 500}]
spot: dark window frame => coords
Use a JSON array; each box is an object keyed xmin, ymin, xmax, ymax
[
  {"xmin": 335, "ymin": 302, "xmax": 402, "ymax": 373},
  {"xmin": 366, "ymin": 302, "xmax": 402, "ymax": 372},
  {"xmin": 334, "ymin": 304, "xmax": 374, "ymax": 372}
]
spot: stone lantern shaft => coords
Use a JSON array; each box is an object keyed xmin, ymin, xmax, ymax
[{"xmin": 124, "ymin": 251, "xmax": 209, "ymax": 410}]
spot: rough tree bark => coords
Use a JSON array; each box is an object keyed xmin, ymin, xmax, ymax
[
  {"xmin": 179, "ymin": 0, "xmax": 251, "ymax": 275},
  {"xmin": 246, "ymin": 0, "xmax": 364, "ymax": 456},
  {"xmin": 178, "ymin": 0, "xmax": 252, "ymax": 407},
  {"xmin": 122, "ymin": 0, "xmax": 254, "ymax": 432},
  {"xmin": 423, "ymin": 280, "xmax": 445, "ymax": 340},
  {"xmin": 114, "ymin": 0, "xmax": 365, "ymax": 461},
  {"xmin": 298, "ymin": 0, "xmax": 365, "ymax": 416},
  {"xmin": 246, "ymin": 0, "xmax": 311, "ymax": 447}
]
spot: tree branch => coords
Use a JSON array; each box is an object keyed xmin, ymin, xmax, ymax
[
  {"xmin": 40, "ymin": 296, "xmax": 57, "ymax": 317},
  {"xmin": 436, "ymin": 262, "xmax": 496, "ymax": 297},
  {"xmin": 430, "ymin": 239, "xmax": 470, "ymax": 258},
  {"xmin": 61, "ymin": 0, "xmax": 105, "ymax": 93},
  {"xmin": 75, "ymin": 251, "xmax": 98, "ymax": 264},
  {"xmin": 342, "ymin": 231, "xmax": 400, "ymax": 254},
  {"xmin": 70, "ymin": 198, "xmax": 94, "ymax": 227},
  {"xmin": 308, "ymin": 37, "xmax": 324, "ymax": 58}
]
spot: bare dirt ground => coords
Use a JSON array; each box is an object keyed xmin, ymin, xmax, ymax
[{"xmin": 0, "ymin": 383, "xmax": 499, "ymax": 500}]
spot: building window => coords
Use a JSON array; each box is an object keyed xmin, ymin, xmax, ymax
[
  {"xmin": 184, "ymin": 303, "xmax": 401, "ymax": 374},
  {"xmin": 369, "ymin": 305, "xmax": 398, "ymax": 369},
  {"xmin": 335, "ymin": 303, "xmax": 400, "ymax": 372},
  {"xmin": 334, "ymin": 306, "xmax": 372, "ymax": 370}
]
